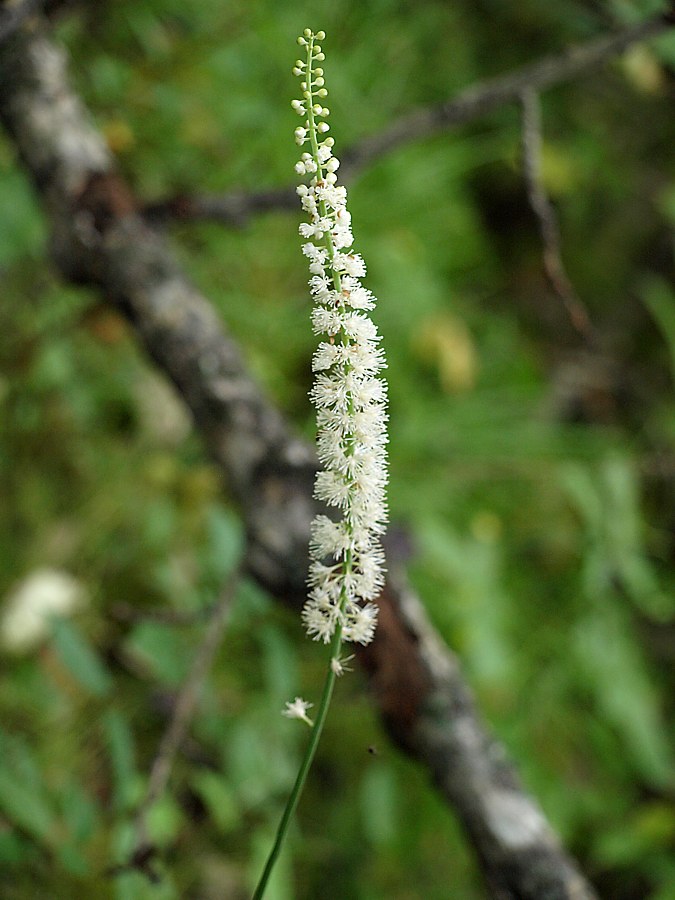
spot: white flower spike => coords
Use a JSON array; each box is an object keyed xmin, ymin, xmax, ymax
[{"xmin": 293, "ymin": 30, "xmax": 388, "ymax": 647}]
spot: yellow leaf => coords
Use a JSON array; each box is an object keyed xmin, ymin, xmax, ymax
[{"xmin": 412, "ymin": 312, "xmax": 478, "ymax": 393}]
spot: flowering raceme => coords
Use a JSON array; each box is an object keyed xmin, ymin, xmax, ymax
[{"xmin": 292, "ymin": 30, "xmax": 388, "ymax": 647}]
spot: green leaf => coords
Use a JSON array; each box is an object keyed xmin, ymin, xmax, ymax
[
  {"xmin": 0, "ymin": 830, "xmax": 35, "ymax": 865},
  {"xmin": 50, "ymin": 618, "xmax": 112, "ymax": 697},
  {"xmin": 0, "ymin": 169, "xmax": 45, "ymax": 265},
  {"xmin": 190, "ymin": 770, "xmax": 240, "ymax": 833},
  {"xmin": 145, "ymin": 793, "xmax": 183, "ymax": 847},
  {"xmin": 259, "ymin": 624, "xmax": 297, "ymax": 705},
  {"xmin": 594, "ymin": 802, "xmax": 675, "ymax": 868},
  {"xmin": 203, "ymin": 504, "xmax": 244, "ymax": 581},
  {"xmin": 640, "ymin": 276, "xmax": 675, "ymax": 383},
  {"xmin": 57, "ymin": 842, "xmax": 89, "ymax": 876},
  {"xmin": 574, "ymin": 603, "xmax": 673, "ymax": 786},
  {"xmin": 360, "ymin": 764, "xmax": 398, "ymax": 846},
  {"xmin": 59, "ymin": 778, "xmax": 99, "ymax": 844},
  {"xmin": 0, "ymin": 767, "xmax": 55, "ymax": 844},
  {"xmin": 123, "ymin": 620, "xmax": 192, "ymax": 685},
  {"xmin": 103, "ymin": 709, "xmax": 138, "ymax": 813}
]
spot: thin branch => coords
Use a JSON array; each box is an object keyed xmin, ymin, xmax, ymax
[
  {"xmin": 345, "ymin": 10, "xmax": 674, "ymax": 171},
  {"xmin": 128, "ymin": 574, "xmax": 239, "ymax": 874},
  {"xmin": 520, "ymin": 87, "xmax": 597, "ymax": 345},
  {"xmin": 144, "ymin": 9, "xmax": 675, "ymax": 226},
  {"xmin": 144, "ymin": 185, "xmax": 297, "ymax": 228},
  {"xmin": 110, "ymin": 601, "xmax": 211, "ymax": 626},
  {"xmin": 0, "ymin": 18, "xmax": 602, "ymax": 898}
]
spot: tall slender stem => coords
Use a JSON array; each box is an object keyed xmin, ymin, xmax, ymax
[{"xmin": 252, "ymin": 627, "xmax": 343, "ymax": 899}]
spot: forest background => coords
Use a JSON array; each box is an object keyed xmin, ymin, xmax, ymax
[{"xmin": 0, "ymin": 0, "xmax": 674, "ymax": 898}]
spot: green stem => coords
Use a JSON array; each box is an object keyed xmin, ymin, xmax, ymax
[{"xmin": 252, "ymin": 626, "xmax": 343, "ymax": 900}]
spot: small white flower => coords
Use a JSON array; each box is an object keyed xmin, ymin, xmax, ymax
[
  {"xmin": 310, "ymin": 371, "xmax": 352, "ymax": 410},
  {"xmin": 1, "ymin": 569, "xmax": 86, "ymax": 653},
  {"xmin": 311, "ymin": 307, "xmax": 343, "ymax": 336},
  {"xmin": 314, "ymin": 470, "xmax": 351, "ymax": 508},
  {"xmin": 350, "ymin": 377, "xmax": 387, "ymax": 408},
  {"xmin": 317, "ymin": 144, "xmax": 333, "ymax": 164},
  {"xmin": 342, "ymin": 280, "xmax": 375, "ymax": 310},
  {"xmin": 312, "ymin": 342, "xmax": 341, "ymax": 371},
  {"xmin": 308, "ymin": 276, "xmax": 334, "ymax": 301},
  {"xmin": 309, "ymin": 515, "xmax": 351, "ymax": 558},
  {"xmin": 340, "ymin": 312, "xmax": 378, "ymax": 342},
  {"xmin": 343, "ymin": 604, "xmax": 378, "ymax": 645},
  {"xmin": 316, "ymin": 185, "xmax": 346, "ymax": 208},
  {"xmin": 334, "ymin": 253, "xmax": 366, "ymax": 278},
  {"xmin": 331, "ymin": 227, "xmax": 354, "ymax": 250},
  {"xmin": 344, "ymin": 563, "xmax": 384, "ymax": 602},
  {"xmin": 330, "ymin": 654, "xmax": 354, "ymax": 676},
  {"xmin": 302, "ymin": 243, "xmax": 327, "ymax": 263},
  {"xmin": 300, "ymin": 193, "xmax": 317, "ymax": 216},
  {"xmin": 302, "ymin": 602, "xmax": 337, "ymax": 643},
  {"xmin": 343, "ymin": 342, "xmax": 386, "ymax": 377},
  {"xmin": 282, "ymin": 697, "xmax": 314, "ymax": 726},
  {"xmin": 299, "ymin": 221, "xmax": 325, "ymax": 239}
]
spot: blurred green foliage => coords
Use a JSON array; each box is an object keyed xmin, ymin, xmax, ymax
[{"xmin": 1, "ymin": 0, "xmax": 674, "ymax": 897}]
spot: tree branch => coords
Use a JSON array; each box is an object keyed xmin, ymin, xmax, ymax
[
  {"xmin": 0, "ymin": 18, "xmax": 598, "ymax": 898},
  {"xmin": 129, "ymin": 573, "xmax": 239, "ymax": 876},
  {"xmin": 519, "ymin": 87, "xmax": 597, "ymax": 346},
  {"xmin": 0, "ymin": 0, "xmax": 43, "ymax": 44},
  {"xmin": 145, "ymin": 8, "xmax": 675, "ymax": 227}
]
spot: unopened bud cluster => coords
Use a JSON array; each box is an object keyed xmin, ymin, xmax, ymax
[{"xmin": 292, "ymin": 30, "xmax": 388, "ymax": 646}]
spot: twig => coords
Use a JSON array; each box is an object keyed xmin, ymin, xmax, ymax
[
  {"xmin": 110, "ymin": 600, "xmax": 211, "ymax": 626},
  {"xmin": 128, "ymin": 573, "xmax": 239, "ymax": 873},
  {"xmin": 144, "ymin": 10, "xmax": 675, "ymax": 226},
  {"xmin": 346, "ymin": 11, "xmax": 673, "ymax": 169},
  {"xmin": 144, "ymin": 185, "xmax": 297, "ymax": 228},
  {"xmin": 520, "ymin": 87, "xmax": 597, "ymax": 345}
]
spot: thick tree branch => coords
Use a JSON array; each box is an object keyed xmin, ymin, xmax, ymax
[
  {"xmin": 145, "ymin": 8, "xmax": 675, "ymax": 227},
  {"xmin": 0, "ymin": 0, "xmax": 43, "ymax": 44},
  {"xmin": 0, "ymin": 19, "xmax": 598, "ymax": 899}
]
